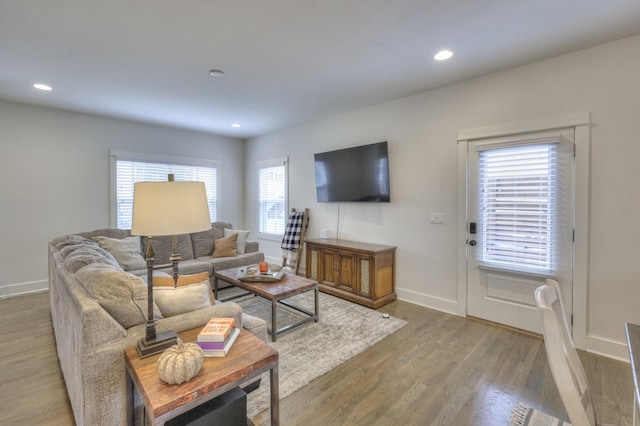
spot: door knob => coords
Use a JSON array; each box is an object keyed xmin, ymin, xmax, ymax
[{"xmin": 469, "ymin": 240, "xmax": 477, "ymax": 246}]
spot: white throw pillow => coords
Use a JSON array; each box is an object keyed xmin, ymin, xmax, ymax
[
  {"xmin": 224, "ymin": 228, "xmax": 250, "ymax": 255},
  {"xmin": 153, "ymin": 281, "xmax": 214, "ymax": 317},
  {"xmin": 93, "ymin": 236, "xmax": 147, "ymax": 271}
]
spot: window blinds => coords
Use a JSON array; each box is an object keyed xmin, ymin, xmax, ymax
[
  {"xmin": 116, "ymin": 160, "xmax": 217, "ymax": 229},
  {"xmin": 258, "ymin": 164, "xmax": 286, "ymax": 235},
  {"xmin": 477, "ymin": 141, "xmax": 560, "ymax": 274}
]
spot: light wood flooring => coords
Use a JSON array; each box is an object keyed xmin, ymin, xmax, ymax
[{"xmin": 0, "ymin": 292, "xmax": 634, "ymax": 426}]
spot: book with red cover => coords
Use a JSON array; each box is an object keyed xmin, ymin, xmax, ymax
[{"xmin": 197, "ymin": 317, "xmax": 236, "ymax": 342}]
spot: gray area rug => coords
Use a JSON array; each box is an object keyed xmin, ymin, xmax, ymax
[{"xmin": 227, "ymin": 289, "xmax": 407, "ymax": 419}]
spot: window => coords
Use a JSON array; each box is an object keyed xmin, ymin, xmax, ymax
[
  {"xmin": 477, "ymin": 141, "xmax": 562, "ymax": 274},
  {"xmin": 112, "ymin": 153, "xmax": 218, "ymax": 229},
  {"xmin": 258, "ymin": 157, "xmax": 288, "ymax": 237}
]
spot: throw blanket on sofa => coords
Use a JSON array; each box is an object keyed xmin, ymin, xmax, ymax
[{"xmin": 281, "ymin": 210, "xmax": 308, "ymax": 261}]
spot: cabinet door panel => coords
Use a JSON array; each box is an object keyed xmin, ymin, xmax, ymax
[
  {"xmin": 322, "ymin": 251, "xmax": 336, "ymax": 286},
  {"xmin": 338, "ymin": 253, "xmax": 356, "ymax": 292}
]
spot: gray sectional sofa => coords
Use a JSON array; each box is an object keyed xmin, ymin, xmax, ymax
[{"xmin": 48, "ymin": 222, "xmax": 266, "ymax": 426}]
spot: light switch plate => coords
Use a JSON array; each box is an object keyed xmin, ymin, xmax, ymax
[{"xmin": 430, "ymin": 213, "xmax": 445, "ymax": 224}]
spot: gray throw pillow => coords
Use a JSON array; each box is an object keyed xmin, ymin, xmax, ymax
[
  {"xmin": 76, "ymin": 264, "xmax": 162, "ymax": 329},
  {"xmin": 93, "ymin": 236, "xmax": 147, "ymax": 271}
]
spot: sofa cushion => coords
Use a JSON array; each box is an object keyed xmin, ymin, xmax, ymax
[
  {"xmin": 212, "ymin": 234, "xmax": 237, "ymax": 258},
  {"xmin": 242, "ymin": 313, "xmax": 268, "ymax": 342},
  {"xmin": 141, "ymin": 234, "xmax": 194, "ymax": 264},
  {"xmin": 51, "ymin": 234, "xmax": 91, "ymax": 250},
  {"xmin": 76, "ymin": 264, "xmax": 163, "ymax": 329},
  {"xmin": 197, "ymin": 251, "xmax": 265, "ymax": 272},
  {"xmin": 153, "ymin": 280, "xmax": 214, "ymax": 317},
  {"xmin": 245, "ymin": 241, "xmax": 259, "ymax": 253},
  {"xmin": 60, "ymin": 242, "xmax": 123, "ymax": 274},
  {"xmin": 78, "ymin": 228, "xmax": 132, "ymax": 240},
  {"xmin": 93, "ymin": 236, "xmax": 147, "ymax": 271},
  {"xmin": 64, "ymin": 251, "xmax": 122, "ymax": 273},
  {"xmin": 224, "ymin": 228, "xmax": 250, "ymax": 255},
  {"xmin": 191, "ymin": 222, "xmax": 230, "ymax": 258},
  {"xmin": 60, "ymin": 240, "xmax": 102, "ymax": 258}
]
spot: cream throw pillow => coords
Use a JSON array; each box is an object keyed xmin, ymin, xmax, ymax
[
  {"xmin": 153, "ymin": 271, "xmax": 210, "ymax": 287},
  {"xmin": 153, "ymin": 280, "xmax": 214, "ymax": 317},
  {"xmin": 224, "ymin": 228, "xmax": 250, "ymax": 254},
  {"xmin": 153, "ymin": 272, "xmax": 215, "ymax": 304},
  {"xmin": 212, "ymin": 234, "xmax": 237, "ymax": 258},
  {"xmin": 93, "ymin": 236, "xmax": 146, "ymax": 271}
]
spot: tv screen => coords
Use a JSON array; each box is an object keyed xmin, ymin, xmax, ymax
[{"xmin": 314, "ymin": 141, "xmax": 390, "ymax": 202}]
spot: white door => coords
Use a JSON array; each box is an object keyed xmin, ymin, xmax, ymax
[{"xmin": 467, "ymin": 129, "xmax": 575, "ymax": 334}]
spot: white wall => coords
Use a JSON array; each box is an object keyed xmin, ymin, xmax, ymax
[
  {"xmin": 0, "ymin": 101, "xmax": 245, "ymax": 297},
  {"xmin": 245, "ymin": 35, "xmax": 640, "ymax": 359},
  {"xmin": 3, "ymin": 34, "xmax": 638, "ymax": 359}
]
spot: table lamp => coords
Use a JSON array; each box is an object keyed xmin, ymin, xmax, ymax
[{"xmin": 131, "ymin": 178, "xmax": 212, "ymax": 358}]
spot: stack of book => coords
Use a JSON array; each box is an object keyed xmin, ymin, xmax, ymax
[{"xmin": 196, "ymin": 317, "xmax": 240, "ymax": 357}]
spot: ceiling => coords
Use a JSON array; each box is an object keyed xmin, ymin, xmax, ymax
[{"xmin": 2, "ymin": 1, "xmax": 640, "ymax": 139}]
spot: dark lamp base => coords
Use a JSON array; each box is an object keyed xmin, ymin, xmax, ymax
[{"xmin": 136, "ymin": 330, "xmax": 179, "ymax": 358}]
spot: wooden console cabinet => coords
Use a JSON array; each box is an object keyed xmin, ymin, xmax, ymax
[{"xmin": 305, "ymin": 238, "xmax": 396, "ymax": 309}]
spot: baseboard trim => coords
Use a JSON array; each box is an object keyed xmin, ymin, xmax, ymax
[
  {"xmin": 585, "ymin": 334, "xmax": 630, "ymax": 362},
  {"xmin": 468, "ymin": 315, "xmax": 543, "ymax": 339},
  {"xmin": 0, "ymin": 279, "xmax": 49, "ymax": 300},
  {"xmin": 395, "ymin": 288, "xmax": 629, "ymax": 362},
  {"xmin": 396, "ymin": 288, "xmax": 458, "ymax": 316}
]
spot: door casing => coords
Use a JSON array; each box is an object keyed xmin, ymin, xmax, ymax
[{"xmin": 456, "ymin": 113, "xmax": 591, "ymax": 348}]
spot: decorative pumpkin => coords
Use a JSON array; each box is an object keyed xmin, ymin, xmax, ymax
[{"xmin": 157, "ymin": 339, "xmax": 204, "ymax": 385}]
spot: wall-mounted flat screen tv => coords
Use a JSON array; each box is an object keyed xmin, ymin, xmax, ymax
[{"xmin": 314, "ymin": 141, "xmax": 390, "ymax": 202}]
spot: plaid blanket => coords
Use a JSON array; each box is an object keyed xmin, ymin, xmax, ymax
[{"xmin": 281, "ymin": 210, "xmax": 308, "ymax": 260}]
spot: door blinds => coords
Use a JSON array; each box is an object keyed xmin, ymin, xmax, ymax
[{"xmin": 476, "ymin": 139, "xmax": 561, "ymax": 275}]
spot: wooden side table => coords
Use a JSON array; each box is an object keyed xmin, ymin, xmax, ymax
[{"xmin": 125, "ymin": 328, "xmax": 279, "ymax": 425}]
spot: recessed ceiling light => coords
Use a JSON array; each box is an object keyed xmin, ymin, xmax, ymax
[
  {"xmin": 209, "ymin": 69, "xmax": 225, "ymax": 78},
  {"xmin": 33, "ymin": 83, "xmax": 52, "ymax": 91},
  {"xmin": 231, "ymin": 123, "xmax": 241, "ymax": 128},
  {"xmin": 434, "ymin": 50, "xmax": 453, "ymax": 61}
]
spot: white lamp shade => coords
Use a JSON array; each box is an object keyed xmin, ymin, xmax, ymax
[{"xmin": 131, "ymin": 181, "xmax": 212, "ymax": 236}]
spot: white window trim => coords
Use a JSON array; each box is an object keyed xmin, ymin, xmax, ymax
[
  {"xmin": 257, "ymin": 156, "xmax": 288, "ymax": 241},
  {"xmin": 109, "ymin": 150, "xmax": 221, "ymax": 228},
  {"xmin": 456, "ymin": 112, "xmax": 591, "ymax": 350}
]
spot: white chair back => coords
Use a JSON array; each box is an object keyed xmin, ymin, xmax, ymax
[{"xmin": 535, "ymin": 281, "xmax": 597, "ymax": 426}]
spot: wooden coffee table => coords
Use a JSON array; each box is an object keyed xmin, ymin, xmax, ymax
[
  {"xmin": 125, "ymin": 328, "xmax": 279, "ymax": 425},
  {"xmin": 213, "ymin": 268, "xmax": 319, "ymax": 342}
]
